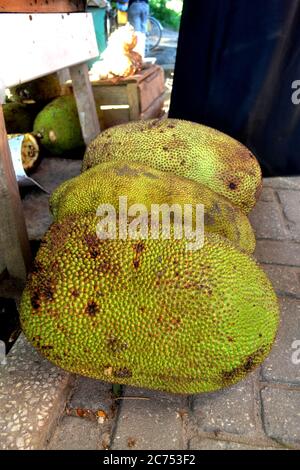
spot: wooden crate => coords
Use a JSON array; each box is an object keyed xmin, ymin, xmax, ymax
[
  {"xmin": 91, "ymin": 65, "xmax": 165, "ymax": 129},
  {"xmin": 0, "ymin": 0, "xmax": 86, "ymax": 13}
]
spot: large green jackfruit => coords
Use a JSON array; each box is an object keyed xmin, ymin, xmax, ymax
[
  {"xmin": 50, "ymin": 161, "xmax": 256, "ymax": 254},
  {"xmin": 82, "ymin": 119, "xmax": 262, "ymax": 214},
  {"xmin": 20, "ymin": 214, "xmax": 279, "ymax": 394},
  {"xmin": 3, "ymin": 102, "xmax": 35, "ymax": 134},
  {"xmin": 10, "ymin": 74, "xmax": 61, "ymax": 103},
  {"xmin": 33, "ymin": 96, "xmax": 84, "ymax": 156}
]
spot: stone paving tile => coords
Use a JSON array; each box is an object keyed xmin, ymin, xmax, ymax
[
  {"xmin": 261, "ymin": 264, "xmax": 300, "ymax": 298},
  {"xmin": 277, "ymin": 190, "xmax": 300, "ymax": 242},
  {"xmin": 21, "ymin": 158, "xmax": 82, "ymax": 240},
  {"xmin": 30, "ymin": 157, "xmax": 82, "ymax": 194},
  {"xmin": 263, "ymin": 177, "xmax": 300, "ymax": 190},
  {"xmin": 0, "ymin": 335, "xmax": 72, "ymax": 450},
  {"xmin": 249, "ymin": 199, "xmax": 286, "ymax": 240},
  {"xmin": 47, "ymin": 415, "xmax": 102, "ymax": 450},
  {"xmin": 189, "ymin": 437, "xmax": 279, "ymax": 450},
  {"xmin": 254, "ymin": 240, "xmax": 300, "ymax": 267},
  {"xmin": 68, "ymin": 376, "xmax": 113, "ymax": 415},
  {"xmin": 22, "ymin": 190, "xmax": 52, "ymax": 240},
  {"xmin": 258, "ymin": 187, "xmax": 276, "ymax": 203},
  {"xmin": 191, "ymin": 375, "xmax": 256, "ymax": 436},
  {"xmin": 112, "ymin": 387, "xmax": 187, "ymax": 450},
  {"xmin": 261, "ymin": 387, "xmax": 300, "ymax": 447},
  {"xmin": 261, "ymin": 298, "xmax": 300, "ymax": 384}
]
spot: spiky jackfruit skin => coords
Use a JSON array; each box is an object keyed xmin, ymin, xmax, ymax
[
  {"xmin": 50, "ymin": 161, "xmax": 256, "ymax": 254},
  {"xmin": 33, "ymin": 96, "xmax": 84, "ymax": 156},
  {"xmin": 20, "ymin": 214, "xmax": 279, "ymax": 394},
  {"xmin": 10, "ymin": 74, "xmax": 61, "ymax": 103},
  {"xmin": 82, "ymin": 119, "xmax": 262, "ymax": 214}
]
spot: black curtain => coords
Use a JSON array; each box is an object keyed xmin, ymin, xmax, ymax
[{"xmin": 169, "ymin": 0, "xmax": 300, "ymax": 176}]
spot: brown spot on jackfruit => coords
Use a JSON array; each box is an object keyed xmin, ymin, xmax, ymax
[
  {"xmin": 204, "ymin": 213, "xmax": 215, "ymax": 225},
  {"xmin": 115, "ymin": 164, "xmax": 140, "ymax": 177},
  {"xmin": 133, "ymin": 259, "xmax": 140, "ymax": 269},
  {"xmin": 133, "ymin": 241, "xmax": 145, "ymax": 254},
  {"xmin": 229, "ymin": 182, "xmax": 237, "ymax": 190},
  {"xmin": 31, "ymin": 261, "xmax": 43, "ymax": 274},
  {"xmin": 107, "ymin": 336, "xmax": 128, "ymax": 353},
  {"xmin": 31, "ymin": 292, "xmax": 40, "ymax": 310},
  {"xmin": 222, "ymin": 347, "xmax": 267, "ymax": 384},
  {"xmin": 85, "ymin": 301, "xmax": 98, "ymax": 317},
  {"xmin": 85, "ymin": 233, "xmax": 99, "ymax": 249},
  {"xmin": 114, "ymin": 367, "xmax": 132, "ymax": 378},
  {"xmin": 40, "ymin": 345, "xmax": 54, "ymax": 350}
]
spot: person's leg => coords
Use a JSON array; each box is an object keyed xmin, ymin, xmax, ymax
[
  {"xmin": 140, "ymin": 3, "xmax": 150, "ymax": 34},
  {"xmin": 128, "ymin": 4, "xmax": 142, "ymax": 32}
]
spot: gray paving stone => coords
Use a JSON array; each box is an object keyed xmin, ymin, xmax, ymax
[
  {"xmin": 112, "ymin": 387, "xmax": 186, "ymax": 450},
  {"xmin": 30, "ymin": 157, "xmax": 82, "ymax": 194},
  {"xmin": 261, "ymin": 264, "xmax": 300, "ymax": 298},
  {"xmin": 68, "ymin": 376, "xmax": 112, "ymax": 415},
  {"xmin": 263, "ymin": 177, "xmax": 300, "ymax": 190},
  {"xmin": 47, "ymin": 416, "xmax": 102, "ymax": 450},
  {"xmin": 249, "ymin": 199, "xmax": 286, "ymax": 240},
  {"xmin": 22, "ymin": 191, "xmax": 52, "ymax": 240},
  {"xmin": 258, "ymin": 187, "xmax": 276, "ymax": 203},
  {"xmin": 192, "ymin": 375, "xmax": 256, "ymax": 436},
  {"xmin": 0, "ymin": 335, "xmax": 72, "ymax": 450},
  {"xmin": 254, "ymin": 240, "xmax": 300, "ymax": 267},
  {"xmin": 189, "ymin": 437, "xmax": 278, "ymax": 450},
  {"xmin": 277, "ymin": 190, "xmax": 300, "ymax": 242},
  {"xmin": 261, "ymin": 298, "xmax": 300, "ymax": 384},
  {"xmin": 261, "ymin": 387, "xmax": 300, "ymax": 446},
  {"xmin": 21, "ymin": 158, "xmax": 81, "ymax": 240}
]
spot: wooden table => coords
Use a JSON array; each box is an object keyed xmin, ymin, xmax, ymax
[{"xmin": 0, "ymin": 12, "xmax": 100, "ymax": 281}]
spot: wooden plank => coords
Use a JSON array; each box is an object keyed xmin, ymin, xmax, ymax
[
  {"xmin": 69, "ymin": 62, "xmax": 100, "ymax": 145},
  {"xmin": 0, "ymin": 0, "xmax": 86, "ymax": 13},
  {"xmin": 0, "ymin": 105, "xmax": 31, "ymax": 281},
  {"xmin": 127, "ymin": 83, "xmax": 140, "ymax": 121},
  {"xmin": 140, "ymin": 94, "xmax": 165, "ymax": 120},
  {"xmin": 0, "ymin": 253, "xmax": 5, "ymax": 277},
  {"xmin": 98, "ymin": 108, "xmax": 130, "ymax": 130},
  {"xmin": 92, "ymin": 84, "xmax": 129, "ymax": 106},
  {"xmin": 0, "ymin": 13, "xmax": 98, "ymax": 88},
  {"xmin": 139, "ymin": 66, "xmax": 165, "ymax": 113},
  {"xmin": 90, "ymin": 65, "xmax": 159, "ymax": 87}
]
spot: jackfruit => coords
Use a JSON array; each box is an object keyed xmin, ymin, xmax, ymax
[
  {"xmin": 50, "ymin": 161, "xmax": 256, "ymax": 254},
  {"xmin": 33, "ymin": 96, "xmax": 84, "ymax": 156},
  {"xmin": 82, "ymin": 119, "xmax": 262, "ymax": 214},
  {"xmin": 3, "ymin": 102, "xmax": 35, "ymax": 134},
  {"xmin": 7, "ymin": 133, "xmax": 40, "ymax": 171},
  {"xmin": 10, "ymin": 74, "xmax": 61, "ymax": 103},
  {"xmin": 20, "ymin": 214, "xmax": 279, "ymax": 394}
]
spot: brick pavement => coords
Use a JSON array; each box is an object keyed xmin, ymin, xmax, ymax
[{"xmin": 1, "ymin": 175, "xmax": 300, "ymax": 450}]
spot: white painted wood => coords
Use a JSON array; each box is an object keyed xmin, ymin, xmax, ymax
[
  {"xmin": 0, "ymin": 13, "xmax": 99, "ymax": 88},
  {"xmin": 69, "ymin": 63, "xmax": 100, "ymax": 144}
]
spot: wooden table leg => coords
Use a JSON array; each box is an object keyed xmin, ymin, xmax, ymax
[
  {"xmin": 69, "ymin": 62, "xmax": 100, "ymax": 145},
  {"xmin": 0, "ymin": 105, "xmax": 31, "ymax": 281}
]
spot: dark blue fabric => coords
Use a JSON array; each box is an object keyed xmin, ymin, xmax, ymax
[
  {"xmin": 128, "ymin": 0, "xmax": 148, "ymax": 7},
  {"xmin": 170, "ymin": 0, "xmax": 300, "ymax": 176}
]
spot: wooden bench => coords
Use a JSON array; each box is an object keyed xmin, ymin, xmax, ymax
[{"xmin": 0, "ymin": 12, "xmax": 100, "ymax": 281}]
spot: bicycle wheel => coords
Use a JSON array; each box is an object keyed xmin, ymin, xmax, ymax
[{"xmin": 146, "ymin": 17, "xmax": 162, "ymax": 51}]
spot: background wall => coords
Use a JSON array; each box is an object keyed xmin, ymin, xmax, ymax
[{"xmin": 170, "ymin": 0, "xmax": 300, "ymax": 176}]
